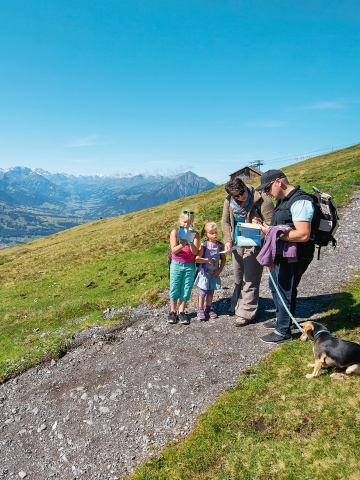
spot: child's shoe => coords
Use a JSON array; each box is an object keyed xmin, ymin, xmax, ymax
[
  {"xmin": 168, "ymin": 311, "xmax": 178, "ymax": 324},
  {"xmin": 178, "ymin": 312, "xmax": 190, "ymax": 325},
  {"xmin": 197, "ymin": 308, "xmax": 207, "ymax": 321},
  {"xmin": 205, "ymin": 306, "xmax": 218, "ymax": 319}
]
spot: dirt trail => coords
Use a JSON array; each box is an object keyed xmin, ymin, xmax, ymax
[{"xmin": 1, "ymin": 192, "xmax": 360, "ymax": 480}]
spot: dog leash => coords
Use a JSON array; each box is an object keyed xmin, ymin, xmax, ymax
[{"xmin": 266, "ymin": 267, "xmax": 303, "ymax": 332}]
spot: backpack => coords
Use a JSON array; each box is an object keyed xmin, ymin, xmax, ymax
[
  {"xmin": 167, "ymin": 245, "xmax": 172, "ymax": 278},
  {"xmin": 310, "ymin": 186, "xmax": 339, "ymax": 259}
]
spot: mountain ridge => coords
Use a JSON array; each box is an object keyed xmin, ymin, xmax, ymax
[{"xmin": 0, "ymin": 167, "xmax": 216, "ymax": 245}]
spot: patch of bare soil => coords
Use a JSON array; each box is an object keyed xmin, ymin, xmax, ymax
[{"xmin": 1, "ymin": 192, "xmax": 360, "ymax": 480}]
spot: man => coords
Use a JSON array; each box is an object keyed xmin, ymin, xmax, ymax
[{"xmin": 256, "ymin": 169, "xmax": 315, "ymax": 344}]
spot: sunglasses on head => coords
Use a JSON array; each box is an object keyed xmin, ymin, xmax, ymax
[
  {"xmin": 263, "ymin": 181, "xmax": 275, "ymax": 193},
  {"xmin": 182, "ymin": 210, "xmax": 195, "ymax": 215}
]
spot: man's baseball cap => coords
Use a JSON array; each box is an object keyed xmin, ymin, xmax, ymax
[{"xmin": 255, "ymin": 169, "xmax": 286, "ymax": 191}]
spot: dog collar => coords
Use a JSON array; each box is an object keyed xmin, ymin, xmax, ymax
[{"xmin": 313, "ymin": 329, "xmax": 330, "ymax": 338}]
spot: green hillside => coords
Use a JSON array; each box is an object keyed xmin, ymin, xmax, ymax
[
  {"xmin": 130, "ymin": 145, "xmax": 360, "ymax": 479},
  {"xmin": 282, "ymin": 143, "xmax": 360, "ymax": 205},
  {"xmin": 1, "ymin": 143, "xmax": 359, "ymax": 382},
  {"xmin": 1, "ymin": 144, "xmax": 360, "ymax": 479},
  {"xmin": 0, "ymin": 184, "xmax": 225, "ymax": 381}
]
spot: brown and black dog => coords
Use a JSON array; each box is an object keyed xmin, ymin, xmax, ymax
[{"xmin": 300, "ymin": 321, "xmax": 360, "ymax": 379}]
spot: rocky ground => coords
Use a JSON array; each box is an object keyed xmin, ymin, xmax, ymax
[{"xmin": 1, "ymin": 191, "xmax": 360, "ymax": 480}]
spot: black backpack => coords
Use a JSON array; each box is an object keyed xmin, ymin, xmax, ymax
[
  {"xmin": 310, "ymin": 186, "xmax": 339, "ymax": 259},
  {"xmin": 167, "ymin": 245, "xmax": 172, "ymax": 278}
]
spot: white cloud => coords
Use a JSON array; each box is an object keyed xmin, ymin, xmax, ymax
[
  {"xmin": 298, "ymin": 97, "xmax": 360, "ymax": 110},
  {"xmin": 306, "ymin": 101, "xmax": 345, "ymax": 110},
  {"xmin": 166, "ymin": 163, "xmax": 193, "ymax": 176},
  {"xmin": 65, "ymin": 135, "xmax": 112, "ymax": 147},
  {"xmin": 66, "ymin": 134, "xmax": 99, "ymax": 147}
]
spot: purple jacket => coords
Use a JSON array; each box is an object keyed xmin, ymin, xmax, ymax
[{"xmin": 257, "ymin": 225, "xmax": 298, "ymax": 267}]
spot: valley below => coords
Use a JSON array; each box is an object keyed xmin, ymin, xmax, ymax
[{"xmin": 0, "ymin": 168, "xmax": 215, "ymax": 246}]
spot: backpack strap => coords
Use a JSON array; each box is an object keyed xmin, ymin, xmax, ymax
[{"xmin": 196, "ymin": 241, "xmax": 206, "ymax": 266}]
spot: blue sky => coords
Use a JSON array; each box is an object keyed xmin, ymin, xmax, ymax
[{"xmin": 0, "ymin": 1, "xmax": 359, "ymax": 184}]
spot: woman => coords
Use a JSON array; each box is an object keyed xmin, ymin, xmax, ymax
[{"xmin": 221, "ymin": 177, "xmax": 274, "ymax": 326}]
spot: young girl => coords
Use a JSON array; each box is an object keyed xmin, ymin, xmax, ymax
[
  {"xmin": 194, "ymin": 222, "xmax": 226, "ymax": 320},
  {"xmin": 168, "ymin": 209, "xmax": 200, "ymax": 325}
]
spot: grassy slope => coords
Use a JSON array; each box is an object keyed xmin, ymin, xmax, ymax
[
  {"xmin": 282, "ymin": 143, "xmax": 360, "ymax": 206},
  {"xmin": 129, "ymin": 143, "xmax": 360, "ymax": 480},
  {"xmin": 0, "ymin": 185, "xmax": 226, "ymax": 380},
  {"xmin": 1, "ymin": 144, "xmax": 360, "ymax": 478},
  {"xmin": 131, "ymin": 282, "xmax": 360, "ymax": 480}
]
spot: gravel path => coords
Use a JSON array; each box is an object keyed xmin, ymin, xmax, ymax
[{"xmin": 1, "ymin": 192, "xmax": 360, "ymax": 480}]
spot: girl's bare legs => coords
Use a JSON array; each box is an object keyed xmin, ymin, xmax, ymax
[
  {"xmin": 206, "ymin": 295, "xmax": 214, "ymax": 308},
  {"xmin": 178, "ymin": 300, "xmax": 187, "ymax": 313},
  {"xmin": 170, "ymin": 299, "xmax": 178, "ymax": 312}
]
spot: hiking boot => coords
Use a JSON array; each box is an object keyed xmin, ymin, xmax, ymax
[
  {"xmin": 205, "ymin": 306, "xmax": 217, "ymax": 319},
  {"xmin": 168, "ymin": 311, "xmax": 178, "ymax": 324},
  {"xmin": 260, "ymin": 332, "xmax": 292, "ymax": 344},
  {"xmin": 178, "ymin": 312, "xmax": 190, "ymax": 325},
  {"xmin": 197, "ymin": 308, "xmax": 207, "ymax": 321},
  {"xmin": 234, "ymin": 317, "xmax": 250, "ymax": 327}
]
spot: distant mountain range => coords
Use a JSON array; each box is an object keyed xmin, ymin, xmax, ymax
[{"xmin": 0, "ymin": 167, "xmax": 216, "ymax": 245}]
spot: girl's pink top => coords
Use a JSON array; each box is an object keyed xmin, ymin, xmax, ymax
[{"xmin": 172, "ymin": 245, "xmax": 195, "ymax": 264}]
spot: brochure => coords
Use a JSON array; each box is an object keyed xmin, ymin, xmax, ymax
[
  {"xmin": 219, "ymin": 245, "xmax": 239, "ymax": 254},
  {"xmin": 178, "ymin": 226, "xmax": 197, "ymax": 244},
  {"xmin": 219, "ymin": 223, "xmax": 262, "ymax": 253},
  {"xmin": 237, "ymin": 222, "xmax": 262, "ymax": 247}
]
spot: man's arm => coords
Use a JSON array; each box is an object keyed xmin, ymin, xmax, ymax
[{"xmin": 280, "ymin": 221, "xmax": 311, "ymax": 242}]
